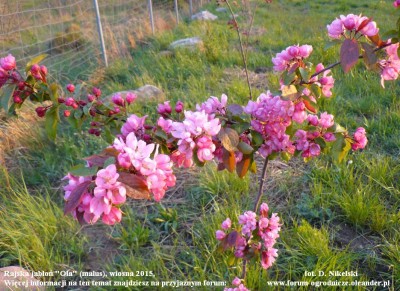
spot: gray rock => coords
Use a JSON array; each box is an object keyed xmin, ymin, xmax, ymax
[
  {"xmin": 215, "ymin": 7, "xmax": 228, "ymax": 13},
  {"xmin": 133, "ymin": 85, "xmax": 164, "ymax": 100},
  {"xmin": 169, "ymin": 37, "xmax": 204, "ymax": 51},
  {"xmin": 191, "ymin": 11, "xmax": 218, "ymax": 21},
  {"xmin": 0, "ymin": 266, "xmax": 45, "ymax": 290}
]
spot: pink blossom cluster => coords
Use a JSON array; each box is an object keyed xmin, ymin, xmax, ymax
[
  {"xmin": 351, "ymin": 127, "xmax": 368, "ymax": 150},
  {"xmin": 244, "ymin": 91, "xmax": 296, "ymax": 157},
  {"xmin": 196, "ymin": 94, "xmax": 228, "ymax": 115},
  {"xmin": 224, "ymin": 277, "xmax": 249, "ymax": 291},
  {"xmin": 63, "ymin": 164, "xmax": 126, "ymax": 225},
  {"xmin": 327, "ymin": 14, "xmax": 378, "ymax": 39},
  {"xmin": 113, "ymin": 130, "xmax": 176, "ymax": 201},
  {"xmin": 216, "ymin": 203, "xmax": 281, "ymax": 270},
  {"xmin": 169, "ymin": 109, "xmax": 221, "ymax": 167},
  {"xmin": 394, "ymin": 0, "xmax": 400, "ymax": 7},
  {"xmin": 379, "ymin": 42, "xmax": 400, "ymax": 87},
  {"xmin": 308, "ymin": 63, "xmax": 335, "ymax": 98},
  {"xmin": 272, "ymin": 45, "xmax": 313, "ymax": 72}
]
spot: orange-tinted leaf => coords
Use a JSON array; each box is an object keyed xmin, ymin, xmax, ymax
[
  {"xmin": 340, "ymin": 39, "xmax": 359, "ymax": 73},
  {"xmin": 281, "ymin": 85, "xmax": 299, "ymax": 101},
  {"xmin": 236, "ymin": 154, "xmax": 252, "ymax": 178},
  {"xmin": 64, "ymin": 180, "xmax": 92, "ymax": 215},
  {"xmin": 303, "ymin": 99, "xmax": 317, "ymax": 114},
  {"xmin": 367, "ymin": 34, "xmax": 384, "ymax": 47},
  {"xmin": 118, "ymin": 172, "xmax": 151, "ymax": 200},
  {"xmin": 222, "ymin": 149, "xmax": 236, "ymax": 173},
  {"xmin": 218, "ymin": 128, "xmax": 240, "ymax": 152}
]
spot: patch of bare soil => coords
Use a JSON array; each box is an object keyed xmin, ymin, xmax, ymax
[{"xmin": 223, "ymin": 67, "xmax": 270, "ymax": 91}]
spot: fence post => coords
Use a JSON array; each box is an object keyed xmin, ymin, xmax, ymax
[
  {"xmin": 174, "ymin": 0, "xmax": 179, "ymax": 25},
  {"xmin": 189, "ymin": 0, "xmax": 193, "ymax": 17},
  {"xmin": 148, "ymin": 0, "xmax": 155, "ymax": 34},
  {"xmin": 93, "ymin": 0, "xmax": 108, "ymax": 67}
]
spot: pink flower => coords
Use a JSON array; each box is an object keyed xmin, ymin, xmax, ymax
[
  {"xmin": 95, "ymin": 164, "xmax": 119, "ymax": 189},
  {"xmin": 232, "ymin": 277, "xmax": 241, "ymax": 287},
  {"xmin": 318, "ymin": 112, "xmax": 334, "ymax": 129},
  {"xmin": 221, "ymin": 218, "xmax": 232, "ymax": 230},
  {"xmin": 157, "ymin": 101, "xmax": 172, "ymax": 115},
  {"xmin": 352, "ymin": 127, "xmax": 368, "ymax": 150},
  {"xmin": 340, "ymin": 14, "xmax": 359, "ymax": 30},
  {"xmin": 309, "ymin": 143, "xmax": 321, "ymax": 157},
  {"xmin": 90, "ymin": 195, "xmax": 112, "ymax": 217},
  {"xmin": 260, "ymin": 202, "xmax": 269, "ymax": 217},
  {"xmin": 323, "ymin": 132, "xmax": 336, "ymax": 142},
  {"xmin": 196, "ymin": 135, "xmax": 216, "ymax": 162},
  {"xmin": 238, "ymin": 211, "xmax": 257, "ymax": 237},
  {"xmin": 358, "ymin": 18, "xmax": 378, "ymax": 36},
  {"xmin": 157, "ymin": 117, "xmax": 173, "ymax": 134},
  {"xmin": 196, "ymin": 94, "xmax": 228, "ymax": 115},
  {"xmin": 112, "ymin": 93, "xmax": 125, "ymax": 107},
  {"xmin": 327, "ymin": 19, "xmax": 344, "ymax": 38},
  {"xmin": 0, "ymin": 54, "xmax": 16, "ymax": 71},
  {"xmin": 121, "ymin": 114, "xmax": 146, "ymax": 137},
  {"xmin": 394, "ymin": 0, "xmax": 400, "ymax": 7},
  {"xmin": 216, "ymin": 230, "xmax": 226, "ymax": 241},
  {"xmin": 261, "ymin": 248, "xmax": 278, "ymax": 269},
  {"xmin": 126, "ymin": 92, "xmax": 137, "ymax": 104},
  {"xmin": 102, "ymin": 207, "xmax": 122, "ymax": 225},
  {"xmin": 66, "ymin": 84, "xmax": 75, "ymax": 93}
]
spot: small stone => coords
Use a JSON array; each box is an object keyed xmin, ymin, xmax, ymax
[
  {"xmin": 191, "ymin": 11, "xmax": 218, "ymax": 21},
  {"xmin": 169, "ymin": 37, "xmax": 204, "ymax": 51},
  {"xmin": 216, "ymin": 7, "xmax": 228, "ymax": 13}
]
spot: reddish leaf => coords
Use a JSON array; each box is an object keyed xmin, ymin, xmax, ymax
[
  {"xmin": 76, "ymin": 211, "xmax": 87, "ymax": 226},
  {"xmin": 118, "ymin": 172, "xmax": 151, "ymax": 200},
  {"xmin": 303, "ymin": 99, "xmax": 317, "ymax": 114},
  {"xmin": 227, "ymin": 104, "xmax": 244, "ymax": 115},
  {"xmin": 222, "ymin": 231, "xmax": 239, "ymax": 250},
  {"xmin": 64, "ymin": 181, "xmax": 92, "ymax": 215},
  {"xmin": 217, "ymin": 163, "xmax": 226, "ymax": 171},
  {"xmin": 84, "ymin": 147, "xmax": 119, "ymax": 167},
  {"xmin": 361, "ymin": 42, "xmax": 378, "ymax": 70},
  {"xmin": 356, "ymin": 18, "xmax": 371, "ymax": 32},
  {"xmin": 218, "ymin": 128, "xmax": 240, "ymax": 152},
  {"xmin": 340, "ymin": 39, "xmax": 360, "ymax": 73},
  {"xmin": 236, "ymin": 154, "xmax": 252, "ymax": 178},
  {"xmin": 222, "ymin": 149, "xmax": 236, "ymax": 173}
]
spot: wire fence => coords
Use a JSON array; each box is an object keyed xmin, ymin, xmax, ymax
[{"xmin": 0, "ymin": 0, "xmax": 208, "ymax": 83}]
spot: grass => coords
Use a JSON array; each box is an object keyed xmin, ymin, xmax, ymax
[{"xmin": 0, "ymin": 0, "xmax": 399, "ymax": 290}]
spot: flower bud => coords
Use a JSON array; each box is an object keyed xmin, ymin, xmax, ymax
[
  {"xmin": 175, "ymin": 101, "xmax": 184, "ymax": 113},
  {"xmin": 90, "ymin": 121, "xmax": 100, "ymax": 127},
  {"xmin": 58, "ymin": 97, "xmax": 65, "ymax": 104},
  {"xmin": 71, "ymin": 102, "xmax": 79, "ymax": 109},
  {"xmin": 31, "ymin": 64, "xmax": 40, "ymax": 74},
  {"xmin": 0, "ymin": 54, "xmax": 16, "ymax": 71},
  {"xmin": 113, "ymin": 106, "xmax": 120, "ymax": 114},
  {"xmin": 78, "ymin": 100, "xmax": 87, "ymax": 106},
  {"xmin": 87, "ymin": 94, "xmax": 95, "ymax": 102},
  {"xmin": 126, "ymin": 92, "xmax": 137, "ymax": 104},
  {"xmin": 18, "ymin": 82, "xmax": 25, "ymax": 90},
  {"xmin": 92, "ymin": 87, "xmax": 101, "ymax": 97},
  {"xmin": 143, "ymin": 124, "xmax": 153, "ymax": 130},
  {"xmin": 66, "ymin": 84, "xmax": 75, "ymax": 93},
  {"xmin": 143, "ymin": 134, "xmax": 152, "ymax": 143},
  {"xmin": 111, "ymin": 93, "xmax": 125, "ymax": 107},
  {"xmin": 40, "ymin": 65, "xmax": 48, "ymax": 76},
  {"xmin": 13, "ymin": 96, "xmax": 22, "ymax": 104},
  {"xmin": 89, "ymin": 108, "xmax": 96, "ymax": 117},
  {"xmin": 63, "ymin": 110, "xmax": 71, "ymax": 117},
  {"xmin": 35, "ymin": 106, "xmax": 47, "ymax": 117},
  {"xmin": 88, "ymin": 128, "xmax": 101, "ymax": 136},
  {"xmin": 65, "ymin": 97, "xmax": 75, "ymax": 106},
  {"xmin": 157, "ymin": 101, "xmax": 172, "ymax": 116}
]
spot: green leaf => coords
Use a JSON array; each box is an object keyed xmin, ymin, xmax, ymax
[
  {"xmin": 282, "ymin": 71, "xmax": 296, "ymax": 85},
  {"xmin": 231, "ymin": 121, "xmax": 250, "ymax": 135},
  {"xmin": 310, "ymin": 84, "xmax": 321, "ymax": 99},
  {"xmin": 103, "ymin": 157, "xmax": 116, "ymax": 168},
  {"xmin": 49, "ymin": 83, "xmax": 59, "ymax": 103},
  {"xmin": 69, "ymin": 164, "xmax": 98, "ymax": 176},
  {"xmin": 45, "ymin": 105, "xmax": 59, "ymax": 140},
  {"xmin": 0, "ymin": 84, "xmax": 16, "ymax": 113},
  {"xmin": 299, "ymin": 67, "xmax": 310, "ymax": 82},
  {"xmin": 237, "ymin": 141, "xmax": 254, "ymax": 154},
  {"xmin": 192, "ymin": 151, "xmax": 205, "ymax": 167},
  {"xmin": 250, "ymin": 130, "xmax": 264, "ymax": 147},
  {"xmin": 25, "ymin": 54, "xmax": 48, "ymax": 73},
  {"xmin": 73, "ymin": 83, "xmax": 83, "ymax": 100},
  {"xmin": 331, "ymin": 134, "xmax": 351, "ymax": 163},
  {"xmin": 227, "ymin": 104, "xmax": 244, "ymax": 116},
  {"xmin": 340, "ymin": 39, "xmax": 359, "ymax": 73},
  {"xmin": 155, "ymin": 129, "xmax": 168, "ymax": 141}
]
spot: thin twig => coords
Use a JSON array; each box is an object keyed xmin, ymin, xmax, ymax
[
  {"xmin": 253, "ymin": 158, "xmax": 269, "ymax": 213},
  {"xmin": 225, "ymin": 0, "xmax": 253, "ymax": 100}
]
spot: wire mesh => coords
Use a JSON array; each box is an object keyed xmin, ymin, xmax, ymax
[{"xmin": 0, "ymin": 0, "xmax": 208, "ymax": 82}]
